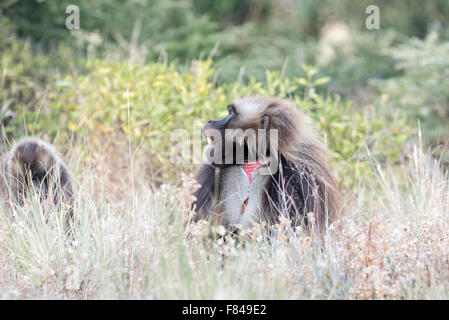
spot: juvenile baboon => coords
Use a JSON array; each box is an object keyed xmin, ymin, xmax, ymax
[
  {"xmin": 1, "ymin": 137, "xmax": 75, "ymax": 228},
  {"xmin": 192, "ymin": 97, "xmax": 340, "ymax": 233}
]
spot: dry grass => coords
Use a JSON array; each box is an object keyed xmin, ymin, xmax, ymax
[{"xmin": 0, "ymin": 138, "xmax": 448, "ymax": 299}]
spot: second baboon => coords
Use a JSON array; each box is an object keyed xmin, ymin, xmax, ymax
[{"xmin": 1, "ymin": 137, "xmax": 75, "ymax": 229}]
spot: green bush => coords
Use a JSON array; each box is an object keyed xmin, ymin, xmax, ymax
[
  {"xmin": 0, "ymin": 20, "xmax": 81, "ymax": 140},
  {"xmin": 0, "ymin": 22, "xmax": 52, "ymax": 135},
  {"xmin": 370, "ymin": 32, "xmax": 449, "ymax": 163},
  {"xmin": 11, "ymin": 60, "xmax": 408, "ymax": 186},
  {"xmin": 4, "ymin": 0, "xmax": 448, "ymax": 85},
  {"xmin": 293, "ymin": 65, "xmax": 408, "ymax": 187},
  {"xmin": 321, "ymin": 30, "xmax": 401, "ymax": 91}
]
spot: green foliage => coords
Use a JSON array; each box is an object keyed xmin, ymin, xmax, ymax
[
  {"xmin": 294, "ymin": 66, "xmax": 408, "ymax": 187},
  {"xmin": 2, "ymin": 0, "xmax": 222, "ymax": 64},
  {"xmin": 4, "ymin": 0, "xmax": 448, "ymax": 84},
  {"xmin": 0, "ymin": 22, "xmax": 51, "ymax": 133},
  {"xmin": 12, "ymin": 61, "xmax": 408, "ymax": 186},
  {"xmin": 0, "ymin": 20, "xmax": 81, "ymax": 138},
  {"xmin": 371, "ymin": 32, "xmax": 449, "ymax": 162},
  {"xmin": 322, "ymin": 31, "xmax": 401, "ymax": 90}
]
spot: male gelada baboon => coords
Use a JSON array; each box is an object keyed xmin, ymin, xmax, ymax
[
  {"xmin": 192, "ymin": 97, "xmax": 340, "ymax": 233},
  {"xmin": 0, "ymin": 137, "xmax": 75, "ymax": 227}
]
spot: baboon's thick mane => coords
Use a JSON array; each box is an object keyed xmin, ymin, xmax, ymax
[{"xmin": 233, "ymin": 97, "xmax": 340, "ymax": 229}]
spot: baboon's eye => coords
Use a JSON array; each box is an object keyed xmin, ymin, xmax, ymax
[{"xmin": 227, "ymin": 104, "xmax": 236, "ymax": 115}]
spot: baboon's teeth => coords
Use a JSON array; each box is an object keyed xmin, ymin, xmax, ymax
[{"xmin": 207, "ymin": 137, "xmax": 215, "ymax": 145}]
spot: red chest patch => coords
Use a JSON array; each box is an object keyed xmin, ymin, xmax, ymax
[
  {"xmin": 242, "ymin": 162, "xmax": 262, "ymax": 183},
  {"xmin": 241, "ymin": 162, "xmax": 262, "ymax": 213}
]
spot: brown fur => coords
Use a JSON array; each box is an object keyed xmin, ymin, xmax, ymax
[
  {"xmin": 1, "ymin": 137, "xmax": 75, "ymax": 229},
  {"xmin": 193, "ymin": 96, "xmax": 341, "ymax": 232}
]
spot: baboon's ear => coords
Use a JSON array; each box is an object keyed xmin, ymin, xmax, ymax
[{"xmin": 261, "ymin": 114, "xmax": 270, "ymax": 130}]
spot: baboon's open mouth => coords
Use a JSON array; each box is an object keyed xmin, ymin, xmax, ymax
[{"xmin": 206, "ymin": 136, "xmax": 215, "ymax": 146}]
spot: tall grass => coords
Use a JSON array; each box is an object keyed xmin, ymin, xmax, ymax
[{"xmin": 0, "ymin": 140, "xmax": 447, "ymax": 299}]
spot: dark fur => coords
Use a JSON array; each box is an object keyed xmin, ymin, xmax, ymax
[
  {"xmin": 192, "ymin": 164, "xmax": 216, "ymax": 221},
  {"xmin": 2, "ymin": 137, "xmax": 75, "ymax": 231},
  {"xmin": 267, "ymin": 154, "xmax": 328, "ymax": 228}
]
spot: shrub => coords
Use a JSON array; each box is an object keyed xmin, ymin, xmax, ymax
[
  {"xmin": 370, "ymin": 31, "xmax": 449, "ymax": 164},
  {"xmin": 0, "ymin": 20, "xmax": 80, "ymax": 139},
  {"xmin": 294, "ymin": 65, "xmax": 409, "ymax": 187},
  {"xmin": 11, "ymin": 60, "xmax": 408, "ymax": 186},
  {"xmin": 0, "ymin": 27, "xmax": 50, "ymax": 135}
]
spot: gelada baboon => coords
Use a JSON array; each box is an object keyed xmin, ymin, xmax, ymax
[
  {"xmin": 192, "ymin": 97, "xmax": 340, "ymax": 233},
  {"xmin": 0, "ymin": 137, "xmax": 75, "ymax": 228}
]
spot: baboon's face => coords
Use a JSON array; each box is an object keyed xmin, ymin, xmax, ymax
[{"xmin": 203, "ymin": 98, "xmax": 273, "ymax": 167}]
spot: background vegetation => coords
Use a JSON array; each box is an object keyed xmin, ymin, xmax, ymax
[{"xmin": 0, "ymin": 0, "xmax": 448, "ymax": 299}]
